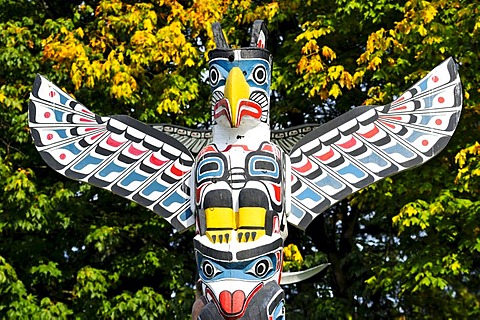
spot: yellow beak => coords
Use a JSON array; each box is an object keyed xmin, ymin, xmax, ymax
[{"xmin": 224, "ymin": 67, "xmax": 250, "ymax": 128}]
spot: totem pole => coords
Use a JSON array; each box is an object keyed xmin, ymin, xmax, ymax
[{"xmin": 28, "ymin": 20, "xmax": 462, "ymax": 319}]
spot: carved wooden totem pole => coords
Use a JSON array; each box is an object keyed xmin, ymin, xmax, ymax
[{"xmin": 28, "ymin": 20, "xmax": 462, "ymax": 319}]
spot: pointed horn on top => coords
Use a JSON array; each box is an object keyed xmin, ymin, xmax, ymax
[
  {"xmin": 212, "ymin": 22, "xmax": 229, "ymax": 49},
  {"xmin": 249, "ymin": 20, "xmax": 268, "ymax": 49}
]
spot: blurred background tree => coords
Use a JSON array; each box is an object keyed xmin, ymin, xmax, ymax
[{"xmin": 0, "ymin": 0, "xmax": 479, "ymax": 318}]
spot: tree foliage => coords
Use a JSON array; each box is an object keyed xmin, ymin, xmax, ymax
[{"xmin": 0, "ymin": 0, "xmax": 479, "ymax": 318}]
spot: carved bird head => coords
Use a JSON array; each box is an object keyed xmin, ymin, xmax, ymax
[{"xmin": 208, "ymin": 21, "xmax": 272, "ymax": 129}]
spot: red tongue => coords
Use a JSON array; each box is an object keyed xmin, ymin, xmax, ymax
[{"xmin": 219, "ymin": 290, "xmax": 246, "ymax": 314}]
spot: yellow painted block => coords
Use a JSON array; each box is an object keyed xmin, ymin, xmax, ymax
[
  {"xmin": 237, "ymin": 207, "xmax": 266, "ymax": 228},
  {"xmin": 237, "ymin": 207, "xmax": 267, "ymax": 242},
  {"xmin": 205, "ymin": 207, "xmax": 235, "ymax": 229}
]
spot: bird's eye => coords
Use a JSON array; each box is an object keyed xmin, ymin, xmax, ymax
[
  {"xmin": 202, "ymin": 260, "xmax": 220, "ymax": 279},
  {"xmin": 246, "ymin": 258, "xmax": 272, "ymax": 278},
  {"xmin": 209, "ymin": 67, "xmax": 220, "ymax": 86},
  {"xmin": 252, "ymin": 65, "xmax": 267, "ymax": 84}
]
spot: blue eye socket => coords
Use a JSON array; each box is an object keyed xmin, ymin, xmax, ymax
[
  {"xmin": 202, "ymin": 260, "xmax": 221, "ymax": 279},
  {"xmin": 246, "ymin": 258, "xmax": 272, "ymax": 278},
  {"xmin": 209, "ymin": 66, "xmax": 221, "ymax": 87}
]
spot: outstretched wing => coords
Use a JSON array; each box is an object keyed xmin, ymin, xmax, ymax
[
  {"xmin": 288, "ymin": 57, "xmax": 463, "ymax": 230},
  {"xmin": 28, "ymin": 75, "xmax": 195, "ymax": 231}
]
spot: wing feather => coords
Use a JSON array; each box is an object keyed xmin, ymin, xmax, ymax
[
  {"xmin": 288, "ymin": 57, "xmax": 463, "ymax": 230},
  {"xmin": 29, "ymin": 75, "xmax": 195, "ymax": 231}
]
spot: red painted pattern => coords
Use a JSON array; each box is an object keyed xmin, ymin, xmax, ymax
[
  {"xmin": 438, "ymin": 96, "xmax": 445, "ymax": 103},
  {"xmin": 275, "ymin": 251, "xmax": 282, "ymax": 272},
  {"xmin": 204, "ymin": 287, "xmax": 215, "ymax": 306},
  {"xmin": 219, "ymin": 290, "xmax": 246, "ymax": 315},
  {"xmin": 149, "ymin": 154, "xmax": 168, "ymax": 167},
  {"xmin": 272, "ymin": 184, "xmax": 281, "ymax": 203},
  {"xmin": 91, "ymin": 132, "xmax": 104, "ymax": 141},
  {"xmin": 338, "ymin": 136, "xmax": 357, "ymax": 149},
  {"xmin": 106, "ymin": 135, "xmax": 124, "ymax": 147},
  {"xmin": 205, "ymin": 284, "xmax": 262, "ymax": 319},
  {"xmin": 435, "ymin": 119, "xmax": 443, "ymax": 125},
  {"xmin": 79, "ymin": 117, "xmax": 94, "ymax": 122},
  {"xmin": 273, "ymin": 215, "xmax": 280, "ymax": 234},
  {"xmin": 128, "ymin": 144, "xmax": 146, "ymax": 156},
  {"xmin": 392, "ymin": 105, "xmax": 407, "ymax": 111},
  {"xmin": 359, "ymin": 125, "xmax": 379, "ymax": 138},
  {"xmin": 236, "ymin": 100, "xmax": 262, "ymax": 127},
  {"xmin": 292, "ymin": 158, "xmax": 312, "ymax": 173},
  {"xmin": 214, "ymin": 99, "xmax": 231, "ymax": 122},
  {"xmin": 379, "ymin": 119, "xmax": 396, "ymax": 129},
  {"xmin": 316, "ymin": 147, "xmax": 334, "ymax": 161},
  {"xmin": 223, "ymin": 144, "xmax": 253, "ymax": 152},
  {"xmin": 47, "ymin": 133, "xmax": 53, "ymax": 140},
  {"xmin": 382, "ymin": 116, "xmax": 403, "ymax": 121},
  {"xmin": 170, "ymin": 163, "xmax": 185, "ymax": 177},
  {"xmin": 195, "ymin": 183, "xmax": 209, "ymax": 204},
  {"xmin": 197, "ymin": 145, "xmax": 218, "ymax": 158},
  {"xmin": 261, "ymin": 144, "xmax": 274, "ymax": 152}
]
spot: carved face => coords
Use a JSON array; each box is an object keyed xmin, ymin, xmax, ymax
[
  {"xmin": 194, "ymin": 236, "xmax": 284, "ymax": 319},
  {"xmin": 208, "ymin": 49, "xmax": 272, "ymax": 129}
]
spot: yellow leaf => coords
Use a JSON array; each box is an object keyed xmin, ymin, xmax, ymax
[
  {"xmin": 422, "ymin": 4, "xmax": 437, "ymax": 24},
  {"xmin": 184, "ymin": 58, "xmax": 194, "ymax": 67},
  {"xmin": 321, "ymin": 46, "xmax": 336, "ymax": 60},
  {"xmin": 267, "ymin": 2, "xmax": 279, "ymax": 19},
  {"xmin": 353, "ymin": 70, "xmax": 365, "ymax": 84},
  {"xmin": 418, "ymin": 24, "xmax": 427, "ymax": 36},
  {"xmin": 144, "ymin": 18, "xmax": 154, "ymax": 32},
  {"xmin": 76, "ymin": 27, "xmax": 84, "ymax": 38},
  {"xmin": 339, "ymin": 71, "xmax": 353, "ymax": 89},
  {"xmin": 327, "ymin": 65, "xmax": 343, "ymax": 80},
  {"xmin": 474, "ymin": 21, "xmax": 480, "ymax": 33},
  {"xmin": 368, "ymin": 56, "xmax": 382, "ymax": 71},
  {"xmin": 451, "ymin": 261, "xmax": 461, "ymax": 271},
  {"xmin": 329, "ymin": 83, "xmax": 341, "ymax": 98},
  {"xmin": 405, "ymin": 206, "xmax": 417, "ymax": 217},
  {"xmin": 392, "ymin": 214, "xmax": 401, "ymax": 225},
  {"xmin": 301, "ymin": 39, "xmax": 319, "ymax": 55}
]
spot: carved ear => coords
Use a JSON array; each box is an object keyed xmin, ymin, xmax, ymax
[
  {"xmin": 250, "ymin": 20, "xmax": 268, "ymax": 49},
  {"xmin": 212, "ymin": 22, "xmax": 229, "ymax": 49}
]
